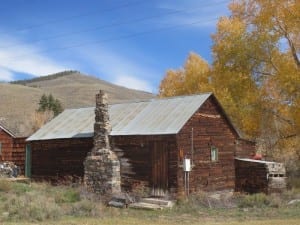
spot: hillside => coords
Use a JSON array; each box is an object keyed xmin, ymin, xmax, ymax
[{"xmin": 0, "ymin": 71, "xmax": 154, "ymax": 137}]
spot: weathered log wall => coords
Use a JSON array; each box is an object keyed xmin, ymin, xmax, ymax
[
  {"xmin": 235, "ymin": 139, "xmax": 256, "ymax": 158},
  {"xmin": 112, "ymin": 135, "xmax": 178, "ymax": 194},
  {"xmin": 30, "ymin": 138, "xmax": 93, "ymax": 182},
  {"xmin": 30, "ymin": 135, "xmax": 178, "ymax": 194},
  {"xmin": 177, "ymin": 96, "xmax": 237, "ymax": 194}
]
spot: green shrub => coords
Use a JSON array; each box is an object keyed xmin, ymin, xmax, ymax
[
  {"xmin": 238, "ymin": 193, "xmax": 271, "ymax": 208},
  {"xmin": 54, "ymin": 188, "xmax": 80, "ymax": 203},
  {"xmin": 11, "ymin": 182, "xmax": 32, "ymax": 195}
]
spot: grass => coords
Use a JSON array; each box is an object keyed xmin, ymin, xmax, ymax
[
  {"xmin": 0, "ymin": 179, "xmax": 299, "ymax": 224},
  {"xmin": 2, "ymin": 218, "xmax": 300, "ymax": 225}
]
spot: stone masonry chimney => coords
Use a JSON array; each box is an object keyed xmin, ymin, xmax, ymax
[{"xmin": 84, "ymin": 90, "xmax": 121, "ymax": 196}]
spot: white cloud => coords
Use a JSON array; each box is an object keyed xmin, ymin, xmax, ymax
[
  {"xmin": 0, "ymin": 67, "xmax": 14, "ymax": 81},
  {"xmin": 76, "ymin": 46, "xmax": 156, "ymax": 93},
  {"xmin": 113, "ymin": 75, "xmax": 153, "ymax": 92},
  {"xmin": 0, "ymin": 36, "xmax": 67, "ymax": 77}
]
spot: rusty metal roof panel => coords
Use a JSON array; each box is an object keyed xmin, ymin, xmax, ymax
[{"xmin": 27, "ymin": 93, "xmax": 212, "ymax": 141}]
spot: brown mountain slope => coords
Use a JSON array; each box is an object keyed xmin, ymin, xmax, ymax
[{"xmin": 0, "ymin": 71, "xmax": 155, "ymax": 137}]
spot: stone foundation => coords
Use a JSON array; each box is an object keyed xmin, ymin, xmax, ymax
[{"xmin": 84, "ymin": 152, "xmax": 121, "ymax": 195}]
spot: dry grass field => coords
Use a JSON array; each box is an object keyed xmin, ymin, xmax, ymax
[
  {"xmin": 0, "ymin": 180, "xmax": 299, "ymax": 225},
  {"xmin": 0, "ymin": 71, "xmax": 154, "ymax": 136},
  {"xmin": 2, "ymin": 218, "xmax": 300, "ymax": 225}
]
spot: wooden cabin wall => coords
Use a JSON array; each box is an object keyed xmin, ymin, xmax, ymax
[
  {"xmin": 235, "ymin": 139, "xmax": 256, "ymax": 158},
  {"xmin": 30, "ymin": 138, "xmax": 93, "ymax": 182},
  {"xmin": 235, "ymin": 159, "xmax": 268, "ymax": 193},
  {"xmin": 112, "ymin": 135, "xmax": 178, "ymax": 194},
  {"xmin": 0, "ymin": 129, "xmax": 26, "ymax": 174},
  {"xmin": 0, "ymin": 129, "xmax": 13, "ymax": 162},
  {"xmin": 30, "ymin": 135, "xmax": 178, "ymax": 193},
  {"xmin": 176, "ymin": 96, "xmax": 237, "ymax": 194},
  {"xmin": 12, "ymin": 137, "xmax": 26, "ymax": 174}
]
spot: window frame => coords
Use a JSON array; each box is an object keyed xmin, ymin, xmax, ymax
[{"xmin": 210, "ymin": 145, "xmax": 218, "ymax": 162}]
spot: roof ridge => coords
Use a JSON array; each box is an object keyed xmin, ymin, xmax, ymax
[
  {"xmin": 63, "ymin": 93, "xmax": 213, "ymax": 110},
  {"xmin": 109, "ymin": 92, "xmax": 212, "ymax": 106}
]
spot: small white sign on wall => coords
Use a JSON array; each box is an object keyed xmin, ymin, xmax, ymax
[{"xmin": 183, "ymin": 158, "xmax": 191, "ymax": 172}]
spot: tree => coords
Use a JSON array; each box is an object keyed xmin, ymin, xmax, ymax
[
  {"xmin": 159, "ymin": 52, "xmax": 212, "ymax": 97},
  {"xmin": 211, "ymin": 0, "xmax": 300, "ymax": 173},
  {"xmin": 38, "ymin": 94, "xmax": 48, "ymax": 112},
  {"xmin": 37, "ymin": 94, "xmax": 63, "ymax": 117},
  {"xmin": 53, "ymin": 99, "xmax": 63, "ymax": 116},
  {"xmin": 158, "ymin": 1, "xmax": 300, "ymax": 166}
]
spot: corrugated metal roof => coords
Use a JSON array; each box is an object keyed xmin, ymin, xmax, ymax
[{"xmin": 27, "ymin": 93, "xmax": 212, "ymax": 141}]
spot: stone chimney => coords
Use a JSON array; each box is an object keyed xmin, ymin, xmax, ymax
[{"xmin": 84, "ymin": 90, "xmax": 121, "ymax": 196}]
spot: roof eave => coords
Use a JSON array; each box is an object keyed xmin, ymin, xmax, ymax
[{"xmin": 0, "ymin": 124, "xmax": 16, "ymax": 138}]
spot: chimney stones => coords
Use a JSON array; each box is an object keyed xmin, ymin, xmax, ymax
[{"xmin": 84, "ymin": 90, "xmax": 121, "ymax": 196}]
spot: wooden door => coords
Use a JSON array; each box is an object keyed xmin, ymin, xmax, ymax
[{"xmin": 151, "ymin": 141, "xmax": 168, "ymax": 197}]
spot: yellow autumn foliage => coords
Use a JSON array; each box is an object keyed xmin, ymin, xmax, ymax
[{"xmin": 159, "ymin": 0, "xmax": 300, "ymax": 173}]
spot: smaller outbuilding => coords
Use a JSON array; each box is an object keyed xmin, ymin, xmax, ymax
[
  {"xmin": 235, "ymin": 158, "xmax": 287, "ymax": 194},
  {"xmin": 0, "ymin": 124, "xmax": 26, "ymax": 174}
]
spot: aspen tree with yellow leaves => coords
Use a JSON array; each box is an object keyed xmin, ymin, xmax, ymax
[
  {"xmin": 159, "ymin": 52, "xmax": 211, "ymax": 97},
  {"xmin": 159, "ymin": 0, "xmax": 300, "ymax": 180}
]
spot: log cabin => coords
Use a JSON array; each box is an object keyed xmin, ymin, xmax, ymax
[
  {"xmin": 26, "ymin": 93, "xmax": 255, "ymax": 196},
  {"xmin": 0, "ymin": 124, "xmax": 26, "ymax": 174}
]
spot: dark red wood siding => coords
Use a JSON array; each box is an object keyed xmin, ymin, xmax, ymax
[
  {"xmin": 0, "ymin": 129, "xmax": 26, "ymax": 174},
  {"xmin": 29, "ymin": 135, "xmax": 178, "ymax": 194},
  {"xmin": 176, "ymin": 96, "xmax": 237, "ymax": 194},
  {"xmin": 112, "ymin": 135, "xmax": 178, "ymax": 194},
  {"xmin": 30, "ymin": 138, "xmax": 93, "ymax": 182},
  {"xmin": 235, "ymin": 139, "xmax": 256, "ymax": 158},
  {"xmin": 12, "ymin": 137, "xmax": 26, "ymax": 174},
  {"xmin": 0, "ymin": 128, "xmax": 13, "ymax": 162}
]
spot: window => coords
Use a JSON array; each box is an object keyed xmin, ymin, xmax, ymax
[{"xmin": 210, "ymin": 146, "xmax": 218, "ymax": 161}]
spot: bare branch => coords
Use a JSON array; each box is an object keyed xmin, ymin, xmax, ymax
[{"xmin": 274, "ymin": 17, "xmax": 300, "ymax": 69}]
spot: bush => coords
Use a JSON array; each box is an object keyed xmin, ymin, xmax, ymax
[
  {"xmin": 54, "ymin": 188, "xmax": 80, "ymax": 203},
  {"xmin": 238, "ymin": 193, "xmax": 271, "ymax": 208},
  {"xmin": 11, "ymin": 182, "xmax": 32, "ymax": 195}
]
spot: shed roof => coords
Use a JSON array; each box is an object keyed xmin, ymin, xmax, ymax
[
  {"xmin": 27, "ymin": 93, "xmax": 221, "ymax": 141},
  {"xmin": 0, "ymin": 124, "xmax": 16, "ymax": 138}
]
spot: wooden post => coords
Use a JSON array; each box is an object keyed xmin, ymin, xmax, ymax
[{"xmin": 25, "ymin": 144, "xmax": 31, "ymax": 177}]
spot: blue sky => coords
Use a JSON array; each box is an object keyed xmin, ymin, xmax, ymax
[{"xmin": 0, "ymin": 0, "xmax": 230, "ymax": 93}]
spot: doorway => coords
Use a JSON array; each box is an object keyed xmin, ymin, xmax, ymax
[{"xmin": 151, "ymin": 141, "xmax": 168, "ymax": 197}]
